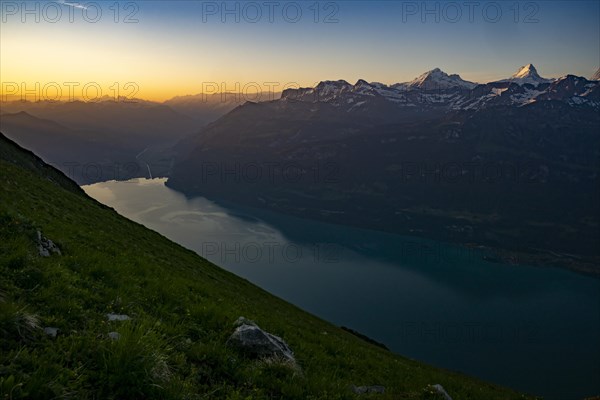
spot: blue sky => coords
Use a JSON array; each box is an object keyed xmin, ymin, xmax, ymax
[{"xmin": 1, "ymin": 0, "xmax": 599, "ymax": 100}]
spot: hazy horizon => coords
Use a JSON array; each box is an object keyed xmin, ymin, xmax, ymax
[
  {"xmin": 0, "ymin": 62, "xmax": 597, "ymax": 103},
  {"xmin": 1, "ymin": 0, "xmax": 598, "ymax": 101}
]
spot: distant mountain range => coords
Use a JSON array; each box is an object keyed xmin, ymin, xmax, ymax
[
  {"xmin": 0, "ymin": 100, "xmax": 201, "ymax": 183},
  {"xmin": 0, "ymin": 92, "xmax": 280, "ymax": 183},
  {"xmin": 167, "ymin": 64, "xmax": 600, "ymax": 275},
  {"xmin": 0, "ymin": 98, "xmax": 199, "ymax": 142},
  {"xmin": 279, "ymin": 64, "xmax": 599, "ymax": 112},
  {"xmin": 0, "ymin": 111, "xmax": 123, "ymax": 171},
  {"xmin": 164, "ymin": 91, "xmax": 281, "ymax": 122},
  {"xmin": 1, "ymin": 64, "xmax": 598, "ymax": 273}
]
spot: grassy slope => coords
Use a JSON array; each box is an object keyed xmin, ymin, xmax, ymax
[{"xmin": 0, "ymin": 134, "xmax": 536, "ymax": 399}]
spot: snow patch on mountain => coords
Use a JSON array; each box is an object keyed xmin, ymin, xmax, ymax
[{"xmin": 509, "ymin": 88, "xmax": 546, "ymax": 105}]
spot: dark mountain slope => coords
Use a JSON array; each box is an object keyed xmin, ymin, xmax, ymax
[
  {"xmin": 0, "ymin": 131, "xmax": 84, "ymax": 195},
  {"xmin": 167, "ymin": 72, "xmax": 600, "ymax": 275}
]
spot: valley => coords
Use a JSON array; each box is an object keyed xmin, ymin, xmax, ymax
[{"xmin": 1, "ymin": 1, "xmax": 599, "ymax": 398}]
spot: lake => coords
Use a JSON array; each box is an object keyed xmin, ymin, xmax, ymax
[{"xmin": 83, "ymin": 178, "xmax": 600, "ymax": 400}]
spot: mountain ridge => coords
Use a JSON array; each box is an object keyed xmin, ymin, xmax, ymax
[
  {"xmin": 279, "ymin": 64, "xmax": 598, "ymax": 111},
  {"xmin": 167, "ymin": 65, "xmax": 600, "ymax": 276}
]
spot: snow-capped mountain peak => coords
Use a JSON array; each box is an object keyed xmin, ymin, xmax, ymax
[
  {"xmin": 404, "ymin": 68, "xmax": 477, "ymax": 90},
  {"xmin": 315, "ymin": 80, "xmax": 352, "ymax": 95},
  {"xmin": 512, "ymin": 64, "xmax": 539, "ymax": 79},
  {"xmin": 281, "ymin": 80, "xmax": 353, "ymax": 102},
  {"xmin": 498, "ymin": 63, "xmax": 552, "ymax": 86},
  {"xmin": 592, "ymin": 68, "xmax": 600, "ymax": 81}
]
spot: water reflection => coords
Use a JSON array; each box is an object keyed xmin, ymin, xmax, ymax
[{"xmin": 83, "ymin": 178, "xmax": 600, "ymax": 400}]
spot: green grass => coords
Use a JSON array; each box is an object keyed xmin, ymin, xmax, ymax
[{"xmin": 0, "ymin": 146, "xmax": 538, "ymax": 399}]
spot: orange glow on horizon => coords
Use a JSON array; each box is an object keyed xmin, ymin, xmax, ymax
[{"xmin": 0, "ymin": 80, "xmax": 305, "ymax": 103}]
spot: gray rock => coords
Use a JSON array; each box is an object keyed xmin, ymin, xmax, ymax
[
  {"xmin": 107, "ymin": 313, "xmax": 130, "ymax": 321},
  {"xmin": 234, "ymin": 316, "xmax": 256, "ymax": 327},
  {"xmin": 108, "ymin": 332, "xmax": 121, "ymax": 340},
  {"xmin": 43, "ymin": 327, "xmax": 59, "ymax": 338},
  {"xmin": 38, "ymin": 246, "xmax": 50, "ymax": 257},
  {"xmin": 227, "ymin": 317, "xmax": 295, "ymax": 364},
  {"xmin": 430, "ymin": 384, "xmax": 452, "ymax": 400},
  {"xmin": 36, "ymin": 230, "xmax": 61, "ymax": 257},
  {"xmin": 351, "ymin": 385, "xmax": 385, "ymax": 394}
]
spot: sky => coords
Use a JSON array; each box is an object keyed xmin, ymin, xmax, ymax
[{"xmin": 1, "ymin": 0, "xmax": 599, "ymax": 101}]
